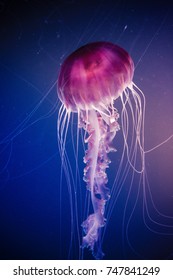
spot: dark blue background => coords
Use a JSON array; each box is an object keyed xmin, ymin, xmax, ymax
[{"xmin": 0, "ymin": 0, "xmax": 173, "ymax": 260}]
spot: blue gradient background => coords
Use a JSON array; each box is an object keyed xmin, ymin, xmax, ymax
[{"xmin": 0, "ymin": 0, "xmax": 173, "ymax": 260}]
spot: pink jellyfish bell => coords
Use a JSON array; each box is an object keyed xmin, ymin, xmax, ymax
[
  {"xmin": 57, "ymin": 42, "xmax": 144, "ymax": 259},
  {"xmin": 58, "ymin": 42, "xmax": 134, "ymax": 111}
]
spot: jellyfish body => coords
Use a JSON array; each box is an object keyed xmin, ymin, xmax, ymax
[
  {"xmin": 57, "ymin": 42, "xmax": 143, "ymax": 259},
  {"xmin": 58, "ymin": 42, "xmax": 134, "ymax": 111}
]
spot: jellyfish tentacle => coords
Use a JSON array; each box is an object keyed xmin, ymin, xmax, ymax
[{"xmin": 80, "ymin": 107, "xmax": 120, "ymax": 259}]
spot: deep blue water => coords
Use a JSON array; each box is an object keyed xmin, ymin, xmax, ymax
[{"xmin": 0, "ymin": 0, "xmax": 173, "ymax": 260}]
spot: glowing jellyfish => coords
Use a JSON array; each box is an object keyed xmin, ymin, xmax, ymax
[{"xmin": 57, "ymin": 41, "xmax": 145, "ymax": 259}]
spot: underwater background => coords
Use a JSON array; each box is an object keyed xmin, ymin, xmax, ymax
[{"xmin": 0, "ymin": 0, "xmax": 173, "ymax": 260}]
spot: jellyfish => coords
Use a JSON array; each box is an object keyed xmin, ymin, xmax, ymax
[{"xmin": 57, "ymin": 41, "xmax": 145, "ymax": 259}]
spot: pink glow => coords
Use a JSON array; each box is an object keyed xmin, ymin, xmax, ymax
[
  {"xmin": 58, "ymin": 42, "xmax": 134, "ymax": 111},
  {"xmin": 57, "ymin": 42, "xmax": 140, "ymax": 259}
]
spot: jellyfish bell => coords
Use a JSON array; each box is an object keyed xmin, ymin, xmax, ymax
[
  {"xmin": 58, "ymin": 41, "xmax": 134, "ymax": 112},
  {"xmin": 57, "ymin": 41, "xmax": 144, "ymax": 259}
]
